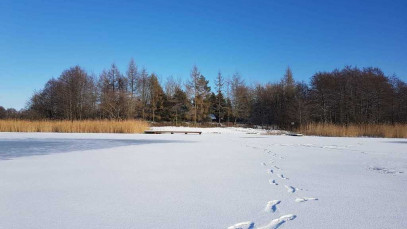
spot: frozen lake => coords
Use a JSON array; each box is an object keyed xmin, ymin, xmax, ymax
[{"xmin": 0, "ymin": 130, "xmax": 406, "ymax": 229}]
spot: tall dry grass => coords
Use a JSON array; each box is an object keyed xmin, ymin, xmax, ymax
[
  {"xmin": 0, "ymin": 120, "xmax": 149, "ymax": 134},
  {"xmin": 298, "ymin": 123, "xmax": 407, "ymax": 138}
]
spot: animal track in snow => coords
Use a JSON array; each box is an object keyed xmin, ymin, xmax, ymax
[
  {"xmin": 295, "ymin": 197, "xmax": 318, "ymax": 203},
  {"xmin": 257, "ymin": 214, "xmax": 296, "ymax": 229},
  {"xmin": 284, "ymin": 185, "xmax": 302, "ymax": 193},
  {"xmin": 368, "ymin": 166, "xmax": 404, "ymax": 175},
  {"xmin": 264, "ymin": 200, "xmax": 281, "ymax": 213},
  {"xmin": 322, "ymin": 145, "xmax": 342, "ymax": 149},
  {"xmin": 228, "ymin": 221, "xmax": 255, "ymax": 229},
  {"xmin": 269, "ymin": 179, "xmax": 278, "ymax": 185},
  {"xmin": 284, "ymin": 185, "xmax": 295, "ymax": 193},
  {"xmin": 277, "ymin": 174, "xmax": 289, "ymax": 180},
  {"xmin": 261, "ymin": 162, "xmax": 267, "ymax": 166},
  {"xmin": 301, "ymin": 143, "xmax": 314, "ymax": 147},
  {"xmin": 273, "ymin": 166, "xmax": 280, "ymax": 170},
  {"xmin": 267, "ymin": 169, "xmax": 274, "ymax": 174}
]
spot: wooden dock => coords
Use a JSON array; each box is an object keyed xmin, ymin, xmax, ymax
[{"xmin": 144, "ymin": 130, "xmax": 202, "ymax": 135}]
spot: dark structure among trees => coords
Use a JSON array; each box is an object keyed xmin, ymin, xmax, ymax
[{"xmin": 1, "ymin": 60, "xmax": 406, "ymax": 129}]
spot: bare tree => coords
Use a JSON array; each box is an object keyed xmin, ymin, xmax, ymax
[
  {"xmin": 24, "ymin": 62, "xmax": 407, "ymax": 128},
  {"xmin": 187, "ymin": 65, "xmax": 201, "ymax": 124},
  {"xmin": 230, "ymin": 72, "xmax": 250, "ymax": 124},
  {"xmin": 215, "ymin": 71, "xmax": 224, "ymax": 124},
  {"xmin": 137, "ymin": 67, "xmax": 150, "ymax": 119},
  {"xmin": 127, "ymin": 58, "xmax": 138, "ymax": 98},
  {"xmin": 165, "ymin": 75, "xmax": 181, "ymax": 98}
]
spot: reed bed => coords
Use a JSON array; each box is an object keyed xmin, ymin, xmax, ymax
[
  {"xmin": 0, "ymin": 120, "xmax": 149, "ymax": 134},
  {"xmin": 298, "ymin": 123, "xmax": 407, "ymax": 138}
]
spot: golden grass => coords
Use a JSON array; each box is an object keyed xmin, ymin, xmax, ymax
[
  {"xmin": 298, "ymin": 123, "xmax": 407, "ymax": 138},
  {"xmin": 0, "ymin": 120, "xmax": 149, "ymax": 134}
]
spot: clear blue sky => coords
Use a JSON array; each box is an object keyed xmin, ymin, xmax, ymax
[{"xmin": 1, "ymin": 0, "xmax": 406, "ymax": 109}]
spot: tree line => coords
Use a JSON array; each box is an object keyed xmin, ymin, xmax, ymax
[{"xmin": 1, "ymin": 59, "xmax": 406, "ymax": 128}]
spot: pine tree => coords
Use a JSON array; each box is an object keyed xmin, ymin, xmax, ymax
[
  {"xmin": 149, "ymin": 73, "xmax": 164, "ymax": 122},
  {"xmin": 171, "ymin": 86, "xmax": 189, "ymax": 125},
  {"xmin": 196, "ymin": 74, "xmax": 211, "ymax": 122}
]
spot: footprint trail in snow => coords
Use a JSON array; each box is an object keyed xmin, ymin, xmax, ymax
[
  {"xmin": 284, "ymin": 185, "xmax": 295, "ymax": 193},
  {"xmin": 284, "ymin": 185, "xmax": 303, "ymax": 193},
  {"xmin": 236, "ymin": 144, "xmax": 316, "ymax": 228},
  {"xmin": 264, "ymin": 200, "xmax": 281, "ymax": 213},
  {"xmin": 295, "ymin": 197, "xmax": 318, "ymax": 203},
  {"xmin": 227, "ymin": 221, "xmax": 255, "ymax": 229},
  {"xmin": 277, "ymin": 174, "xmax": 289, "ymax": 180},
  {"xmin": 269, "ymin": 179, "xmax": 278, "ymax": 185},
  {"xmin": 257, "ymin": 214, "xmax": 297, "ymax": 229}
]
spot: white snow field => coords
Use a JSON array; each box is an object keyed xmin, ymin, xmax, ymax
[{"xmin": 0, "ymin": 128, "xmax": 406, "ymax": 229}]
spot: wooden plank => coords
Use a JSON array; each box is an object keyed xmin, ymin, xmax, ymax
[{"xmin": 287, "ymin": 133, "xmax": 303, "ymax": 136}]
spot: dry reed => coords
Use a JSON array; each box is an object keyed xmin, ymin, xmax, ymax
[
  {"xmin": 0, "ymin": 120, "xmax": 149, "ymax": 134},
  {"xmin": 298, "ymin": 123, "xmax": 407, "ymax": 138}
]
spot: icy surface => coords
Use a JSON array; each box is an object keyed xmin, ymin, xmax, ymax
[{"xmin": 0, "ymin": 130, "xmax": 406, "ymax": 229}]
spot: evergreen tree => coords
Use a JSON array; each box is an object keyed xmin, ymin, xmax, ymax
[
  {"xmin": 149, "ymin": 73, "xmax": 165, "ymax": 122},
  {"xmin": 170, "ymin": 86, "xmax": 190, "ymax": 125}
]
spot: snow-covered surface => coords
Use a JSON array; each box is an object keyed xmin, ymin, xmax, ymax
[
  {"xmin": 0, "ymin": 129, "xmax": 406, "ymax": 229},
  {"xmin": 150, "ymin": 126, "xmax": 272, "ymax": 134}
]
